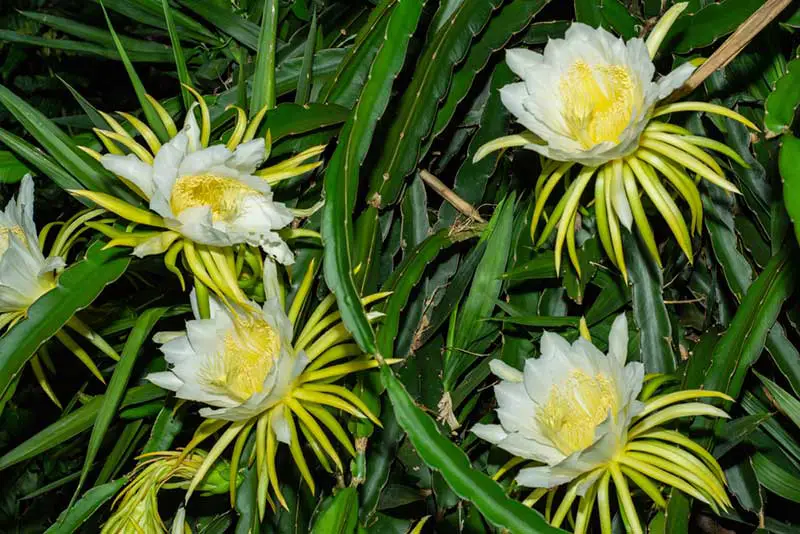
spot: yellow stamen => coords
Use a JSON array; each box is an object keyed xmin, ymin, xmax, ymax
[
  {"xmin": 170, "ymin": 174, "xmax": 258, "ymax": 221},
  {"xmin": 561, "ymin": 61, "xmax": 639, "ymax": 149},
  {"xmin": 537, "ymin": 369, "xmax": 617, "ymax": 456}
]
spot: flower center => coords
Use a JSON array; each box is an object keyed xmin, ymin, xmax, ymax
[
  {"xmin": 537, "ymin": 369, "xmax": 617, "ymax": 456},
  {"xmin": 560, "ymin": 60, "xmax": 638, "ymax": 149},
  {"xmin": 0, "ymin": 225, "xmax": 28, "ymax": 256},
  {"xmin": 208, "ymin": 314, "xmax": 281, "ymax": 402},
  {"xmin": 170, "ymin": 174, "xmax": 257, "ymax": 221}
]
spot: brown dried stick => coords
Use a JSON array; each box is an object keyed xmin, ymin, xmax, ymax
[
  {"xmin": 419, "ymin": 170, "xmax": 486, "ymax": 223},
  {"xmin": 670, "ymin": 0, "xmax": 793, "ymax": 101}
]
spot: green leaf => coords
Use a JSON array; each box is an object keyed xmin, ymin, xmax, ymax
[
  {"xmin": 95, "ymin": 420, "xmax": 146, "ymax": 484},
  {"xmin": 752, "ymin": 451, "xmax": 800, "ymax": 503},
  {"xmin": 102, "ymin": 0, "xmax": 218, "ymax": 44},
  {"xmin": 755, "ymin": 371, "xmax": 800, "ymax": 431},
  {"xmin": 670, "ymin": 0, "xmax": 764, "ymax": 55},
  {"xmin": 493, "ymin": 314, "xmax": 580, "ymax": 328},
  {"xmin": 702, "ymin": 248, "xmax": 796, "ymax": 400},
  {"xmin": 321, "ymin": 0, "xmax": 426, "ymax": 355},
  {"xmin": 45, "ymin": 478, "xmax": 128, "ymax": 534},
  {"xmin": 0, "ymin": 150, "xmax": 29, "ymax": 183},
  {"xmin": 0, "ymin": 84, "xmax": 134, "ymax": 201},
  {"xmin": 20, "ymin": 11, "xmax": 172, "ymax": 55},
  {"xmin": 295, "ymin": 9, "xmax": 318, "ymax": 105},
  {"xmin": 251, "ymin": 0, "xmax": 279, "ymax": 116},
  {"xmin": 501, "ymin": 252, "xmax": 556, "ymax": 281},
  {"xmin": 437, "ymin": 61, "xmax": 515, "ymax": 226},
  {"xmin": 360, "ymin": 403, "xmax": 403, "ymax": 522},
  {"xmin": 780, "ymin": 135, "xmax": 800, "ymax": 247},
  {"xmin": 0, "ymin": 30, "xmax": 173, "ymax": 63},
  {"xmin": 177, "ymin": 0, "xmax": 259, "ymax": 49},
  {"xmin": 574, "ymin": 0, "xmax": 640, "ymax": 38},
  {"xmin": 142, "ymin": 403, "xmax": 185, "ymax": 453},
  {"xmin": 705, "ymin": 184, "xmax": 800, "ymax": 395},
  {"xmin": 262, "ymin": 102, "xmax": 348, "ymax": 144},
  {"xmin": 162, "ymin": 0, "xmax": 192, "ymax": 110},
  {"xmin": 319, "ymin": 0, "xmax": 395, "ymax": 107},
  {"xmin": 522, "ymin": 20, "xmax": 568, "ymax": 45},
  {"xmin": 377, "ymin": 229, "xmax": 476, "ymax": 359},
  {"xmin": 0, "ymin": 242, "xmax": 130, "ymax": 401},
  {"xmin": 765, "ymin": 56, "xmax": 800, "ymax": 135},
  {"xmin": 444, "ymin": 193, "xmax": 515, "ymax": 390},
  {"xmin": 74, "ymin": 307, "xmax": 168, "ymax": 502},
  {"xmin": 367, "ymin": 0, "xmax": 505, "ymax": 208},
  {"xmin": 380, "ymin": 364, "xmax": 565, "ymax": 534},
  {"xmin": 311, "ymin": 487, "xmax": 358, "ymax": 534},
  {"xmin": 0, "ymin": 384, "xmax": 164, "ymax": 470},
  {"xmin": 431, "ymin": 0, "xmax": 550, "ymax": 143},
  {"xmin": 623, "ymin": 230, "xmax": 675, "ymax": 374},
  {"xmin": 275, "ymin": 48, "xmax": 348, "ymax": 97},
  {"xmin": 99, "ymin": 1, "xmax": 169, "ymax": 142}
]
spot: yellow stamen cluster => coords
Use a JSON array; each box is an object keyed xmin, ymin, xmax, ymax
[
  {"xmin": 206, "ymin": 314, "xmax": 281, "ymax": 401},
  {"xmin": 538, "ymin": 370, "xmax": 617, "ymax": 456},
  {"xmin": 170, "ymin": 174, "xmax": 258, "ymax": 222},
  {"xmin": 560, "ymin": 61, "xmax": 637, "ymax": 148},
  {"xmin": 495, "ymin": 382, "xmax": 733, "ymax": 534}
]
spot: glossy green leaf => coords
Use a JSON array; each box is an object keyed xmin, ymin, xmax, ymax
[
  {"xmin": 95, "ymin": 420, "xmax": 145, "ymax": 484},
  {"xmin": 99, "ymin": 1, "xmax": 168, "ymax": 141},
  {"xmin": 623, "ymin": 231, "xmax": 675, "ymax": 373},
  {"xmin": 753, "ymin": 452, "xmax": 800, "ymax": 503},
  {"xmin": 251, "ymin": 0, "xmax": 279, "ymax": 116},
  {"xmin": 319, "ymin": 0, "xmax": 394, "ymax": 107},
  {"xmin": 431, "ymin": 0, "xmax": 549, "ymax": 142},
  {"xmin": 262, "ymin": 102, "xmax": 348, "ymax": 143},
  {"xmin": 0, "ymin": 150, "xmax": 29, "ymax": 184},
  {"xmin": 445, "ymin": 193, "xmax": 515, "ymax": 390},
  {"xmin": 671, "ymin": 0, "xmax": 764, "ymax": 55},
  {"xmin": 0, "ymin": 384, "xmax": 165, "ymax": 470},
  {"xmin": 702, "ymin": 249, "xmax": 795, "ymax": 400},
  {"xmin": 522, "ymin": 20, "xmax": 568, "ymax": 44},
  {"xmin": 162, "ymin": 0, "xmax": 192, "ymax": 110},
  {"xmin": 0, "ymin": 30, "xmax": 173, "ymax": 63},
  {"xmin": 74, "ymin": 307, "xmax": 168, "ymax": 502},
  {"xmin": 311, "ymin": 487, "xmax": 358, "ymax": 534},
  {"xmin": 321, "ymin": 0, "xmax": 425, "ymax": 355},
  {"xmin": 45, "ymin": 478, "xmax": 128, "ymax": 534},
  {"xmin": 177, "ymin": 0, "xmax": 259, "ymax": 49},
  {"xmin": 0, "ymin": 243, "xmax": 130, "ymax": 401},
  {"xmin": 755, "ymin": 371, "xmax": 800, "ymax": 430},
  {"xmin": 367, "ymin": 0, "xmax": 505, "ymax": 207},
  {"xmin": 0, "ymin": 84, "xmax": 132, "ymax": 199},
  {"xmin": 380, "ymin": 364, "xmax": 565, "ymax": 534},
  {"xmin": 437, "ymin": 62, "xmax": 515, "ymax": 226},
  {"xmin": 295, "ymin": 10, "xmax": 318, "ymax": 105},
  {"xmin": 765, "ymin": 56, "xmax": 800, "ymax": 135},
  {"xmin": 780, "ymin": 135, "xmax": 800, "ymax": 247}
]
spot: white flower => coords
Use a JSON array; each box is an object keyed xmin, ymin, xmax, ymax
[
  {"xmin": 472, "ymin": 314, "xmax": 644, "ymax": 490},
  {"xmin": 0, "ymin": 175, "xmax": 65, "ymax": 314},
  {"xmin": 147, "ymin": 264, "xmax": 307, "ymax": 432},
  {"xmin": 100, "ymin": 112, "xmax": 295, "ymax": 264},
  {"xmin": 501, "ymin": 23, "xmax": 695, "ymax": 166}
]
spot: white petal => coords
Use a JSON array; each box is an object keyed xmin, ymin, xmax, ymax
[
  {"xmin": 230, "ymin": 139, "xmax": 266, "ymax": 173},
  {"xmin": 623, "ymin": 361, "xmax": 645, "ymax": 406},
  {"xmin": 611, "ymin": 169, "xmax": 633, "ymax": 229},
  {"xmin": 471, "ymin": 423, "xmax": 507, "ymax": 445},
  {"xmin": 489, "ymin": 360, "xmax": 523, "ymax": 382},
  {"xmin": 183, "ymin": 106, "xmax": 202, "ymax": 152},
  {"xmin": 178, "ymin": 145, "xmax": 231, "ymax": 177},
  {"xmin": 505, "ymin": 48, "xmax": 542, "ymax": 79},
  {"xmin": 608, "ymin": 313, "xmax": 628, "ymax": 367},
  {"xmin": 516, "ymin": 464, "xmax": 578, "ymax": 489},
  {"xmin": 655, "ymin": 62, "xmax": 695, "ymax": 101},
  {"xmin": 151, "ymin": 132, "xmax": 188, "ymax": 203},
  {"xmin": 100, "ymin": 154, "xmax": 155, "ymax": 198},
  {"xmin": 146, "ymin": 371, "xmax": 184, "ymax": 391},
  {"xmin": 271, "ymin": 408, "xmax": 291, "ymax": 444}
]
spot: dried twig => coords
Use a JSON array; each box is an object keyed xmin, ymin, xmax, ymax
[
  {"xmin": 669, "ymin": 0, "xmax": 793, "ymax": 101},
  {"xmin": 419, "ymin": 169, "xmax": 486, "ymax": 223}
]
